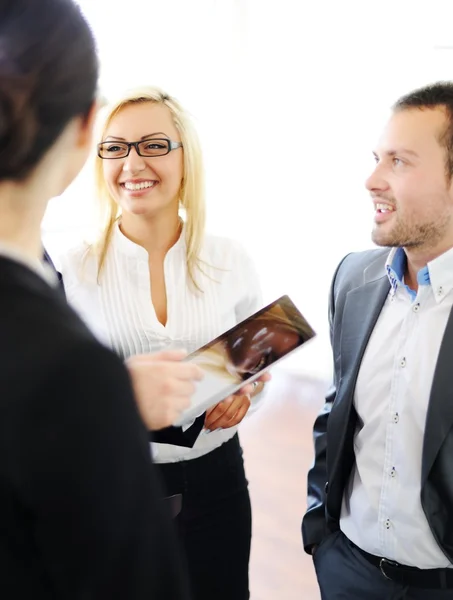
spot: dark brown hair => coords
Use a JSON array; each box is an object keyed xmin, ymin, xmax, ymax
[
  {"xmin": 393, "ymin": 82, "xmax": 453, "ymax": 178},
  {"xmin": 0, "ymin": 0, "xmax": 99, "ymax": 181}
]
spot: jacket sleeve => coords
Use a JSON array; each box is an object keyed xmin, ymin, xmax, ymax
[
  {"xmin": 301, "ymin": 255, "xmax": 348, "ymax": 555},
  {"xmin": 16, "ymin": 340, "xmax": 190, "ymax": 599}
]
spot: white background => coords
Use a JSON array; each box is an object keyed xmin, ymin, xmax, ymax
[{"xmin": 44, "ymin": 0, "xmax": 453, "ymax": 380}]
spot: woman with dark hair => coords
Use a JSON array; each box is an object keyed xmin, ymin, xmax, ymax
[{"xmin": 0, "ymin": 1, "xmax": 190, "ymax": 598}]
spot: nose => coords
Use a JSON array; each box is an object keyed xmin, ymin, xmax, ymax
[
  {"xmin": 365, "ymin": 162, "xmax": 389, "ymax": 193},
  {"xmin": 122, "ymin": 146, "xmax": 146, "ymax": 173}
]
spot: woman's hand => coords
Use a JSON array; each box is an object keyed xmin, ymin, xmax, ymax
[
  {"xmin": 204, "ymin": 393, "xmax": 251, "ymax": 431},
  {"xmin": 204, "ymin": 372, "xmax": 271, "ymax": 431}
]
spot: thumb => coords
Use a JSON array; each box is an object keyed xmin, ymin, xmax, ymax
[{"xmin": 148, "ymin": 348, "xmax": 188, "ymax": 362}]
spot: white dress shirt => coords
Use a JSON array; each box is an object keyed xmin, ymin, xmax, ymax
[
  {"xmin": 59, "ymin": 222, "xmax": 265, "ymax": 463},
  {"xmin": 340, "ymin": 246, "xmax": 453, "ymax": 569}
]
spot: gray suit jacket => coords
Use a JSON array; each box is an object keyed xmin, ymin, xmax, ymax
[{"xmin": 302, "ymin": 248, "xmax": 453, "ymax": 562}]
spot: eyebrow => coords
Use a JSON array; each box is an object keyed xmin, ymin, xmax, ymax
[
  {"xmin": 103, "ymin": 132, "xmax": 169, "ymax": 141},
  {"xmin": 373, "ymin": 148, "xmax": 419, "ymax": 159}
]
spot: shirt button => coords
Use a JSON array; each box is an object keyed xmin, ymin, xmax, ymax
[
  {"xmin": 399, "ymin": 357, "xmax": 406, "ymax": 368},
  {"xmin": 390, "ymin": 467, "xmax": 396, "ymax": 478},
  {"xmin": 385, "ymin": 519, "xmax": 391, "ymax": 529},
  {"xmin": 393, "ymin": 413, "xmax": 399, "ymax": 423},
  {"xmin": 437, "ymin": 286, "xmax": 444, "ymax": 296},
  {"xmin": 413, "ymin": 303, "xmax": 420, "ymax": 312}
]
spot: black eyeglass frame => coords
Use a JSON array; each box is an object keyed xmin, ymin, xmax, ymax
[{"xmin": 97, "ymin": 137, "xmax": 183, "ymax": 159}]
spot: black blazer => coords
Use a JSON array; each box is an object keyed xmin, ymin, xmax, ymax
[
  {"xmin": 0, "ymin": 256, "xmax": 190, "ymax": 599},
  {"xmin": 302, "ymin": 249, "xmax": 453, "ymax": 562},
  {"xmin": 42, "ymin": 249, "xmax": 205, "ymax": 448}
]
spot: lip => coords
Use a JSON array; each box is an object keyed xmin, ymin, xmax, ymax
[
  {"xmin": 119, "ymin": 178, "xmax": 158, "ymax": 185},
  {"xmin": 374, "ymin": 205, "xmax": 395, "ymax": 224}
]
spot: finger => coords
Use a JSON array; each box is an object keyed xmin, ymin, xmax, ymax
[
  {"xmin": 168, "ymin": 362, "xmax": 204, "ymax": 381},
  {"xmin": 223, "ymin": 400, "xmax": 250, "ymax": 428},
  {"xmin": 257, "ymin": 372, "xmax": 272, "ymax": 383},
  {"xmin": 127, "ymin": 349, "xmax": 188, "ymax": 364},
  {"xmin": 149, "ymin": 349, "xmax": 188, "ymax": 361},
  {"xmin": 172, "ymin": 394, "xmax": 192, "ymax": 412},
  {"xmin": 159, "ymin": 378, "xmax": 197, "ymax": 398},
  {"xmin": 132, "ymin": 359, "xmax": 204, "ymax": 382},
  {"xmin": 237, "ymin": 383, "xmax": 255, "ymax": 396},
  {"xmin": 236, "ymin": 374, "xmax": 270, "ymax": 396},
  {"xmin": 205, "ymin": 408, "xmax": 239, "ymax": 431},
  {"xmin": 206, "ymin": 395, "xmax": 249, "ymax": 430},
  {"xmin": 210, "ymin": 397, "xmax": 251, "ymax": 430},
  {"xmin": 204, "ymin": 397, "xmax": 234, "ymax": 429}
]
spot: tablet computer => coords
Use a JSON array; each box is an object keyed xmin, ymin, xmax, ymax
[{"xmin": 173, "ymin": 294, "xmax": 316, "ymax": 426}]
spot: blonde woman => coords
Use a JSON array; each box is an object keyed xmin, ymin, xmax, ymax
[{"xmin": 59, "ymin": 86, "xmax": 268, "ymax": 600}]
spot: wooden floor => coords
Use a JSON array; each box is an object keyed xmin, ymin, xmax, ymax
[{"xmin": 239, "ymin": 368, "xmax": 329, "ymax": 600}]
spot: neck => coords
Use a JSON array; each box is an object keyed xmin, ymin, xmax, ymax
[
  {"xmin": 119, "ymin": 209, "xmax": 182, "ymax": 257},
  {"xmin": 404, "ymin": 238, "xmax": 453, "ymax": 290},
  {"xmin": 0, "ymin": 181, "xmax": 47, "ymax": 262}
]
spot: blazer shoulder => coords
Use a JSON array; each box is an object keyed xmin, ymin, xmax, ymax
[
  {"xmin": 1, "ymin": 269, "xmax": 95, "ymax": 359},
  {"xmin": 334, "ymin": 248, "xmax": 388, "ymax": 294}
]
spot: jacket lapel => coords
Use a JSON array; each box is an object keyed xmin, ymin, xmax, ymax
[
  {"xmin": 337, "ymin": 257, "xmax": 390, "ymax": 407},
  {"xmin": 339, "ymin": 279, "xmax": 390, "ymax": 390},
  {"xmin": 328, "ymin": 265, "xmax": 390, "ymax": 476},
  {"xmin": 422, "ymin": 305, "xmax": 453, "ymax": 484}
]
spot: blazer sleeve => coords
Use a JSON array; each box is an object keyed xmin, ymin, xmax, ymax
[
  {"xmin": 301, "ymin": 255, "xmax": 348, "ymax": 554},
  {"xmin": 17, "ymin": 340, "xmax": 190, "ymax": 599}
]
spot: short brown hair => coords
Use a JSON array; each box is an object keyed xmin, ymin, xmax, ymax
[{"xmin": 393, "ymin": 82, "xmax": 453, "ymax": 178}]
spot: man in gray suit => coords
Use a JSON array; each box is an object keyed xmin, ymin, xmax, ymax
[{"xmin": 303, "ymin": 81, "xmax": 453, "ymax": 599}]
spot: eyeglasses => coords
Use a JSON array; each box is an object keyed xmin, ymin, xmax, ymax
[{"xmin": 97, "ymin": 137, "xmax": 183, "ymax": 159}]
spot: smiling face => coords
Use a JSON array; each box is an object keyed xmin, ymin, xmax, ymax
[
  {"xmin": 366, "ymin": 107, "xmax": 453, "ymax": 252},
  {"xmin": 101, "ymin": 101, "xmax": 184, "ymax": 219}
]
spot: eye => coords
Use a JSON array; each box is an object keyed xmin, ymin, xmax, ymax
[
  {"xmin": 101, "ymin": 143, "xmax": 127, "ymax": 157},
  {"xmin": 392, "ymin": 157, "xmax": 403, "ymax": 166},
  {"xmin": 139, "ymin": 140, "xmax": 170, "ymax": 156},
  {"xmin": 145, "ymin": 142, "xmax": 166, "ymax": 150}
]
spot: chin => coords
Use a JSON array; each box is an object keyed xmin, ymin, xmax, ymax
[
  {"xmin": 128, "ymin": 205, "xmax": 152, "ymax": 216},
  {"xmin": 372, "ymin": 227, "xmax": 394, "ymax": 248},
  {"xmin": 121, "ymin": 198, "xmax": 155, "ymax": 215}
]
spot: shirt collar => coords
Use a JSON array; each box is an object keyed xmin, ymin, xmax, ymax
[
  {"xmin": 0, "ymin": 241, "xmax": 58, "ymax": 287},
  {"xmin": 113, "ymin": 219, "xmax": 186, "ymax": 257},
  {"xmin": 385, "ymin": 246, "xmax": 453, "ymax": 303},
  {"xmin": 426, "ymin": 245, "xmax": 453, "ymax": 302}
]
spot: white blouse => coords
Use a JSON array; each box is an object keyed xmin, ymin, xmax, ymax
[{"xmin": 59, "ymin": 223, "xmax": 264, "ymax": 463}]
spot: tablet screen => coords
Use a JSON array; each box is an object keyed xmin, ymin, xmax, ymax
[{"xmin": 173, "ymin": 295, "xmax": 315, "ymax": 426}]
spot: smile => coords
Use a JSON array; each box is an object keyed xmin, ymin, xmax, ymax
[
  {"xmin": 121, "ymin": 180, "xmax": 157, "ymax": 191},
  {"xmin": 376, "ymin": 203, "xmax": 395, "ymax": 213}
]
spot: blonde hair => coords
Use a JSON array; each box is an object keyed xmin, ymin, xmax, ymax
[{"xmin": 92, "ymin": 85, "xmax": 206, "ymax": 289}]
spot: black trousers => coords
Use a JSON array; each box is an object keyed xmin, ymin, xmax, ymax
[
  {"xmin": 314, "ymin": 530, "xmax": 453, "ymax": 599},
  {"xmin": 155, "ymin": 434, "xmax": 252, "ymax": 600}
]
